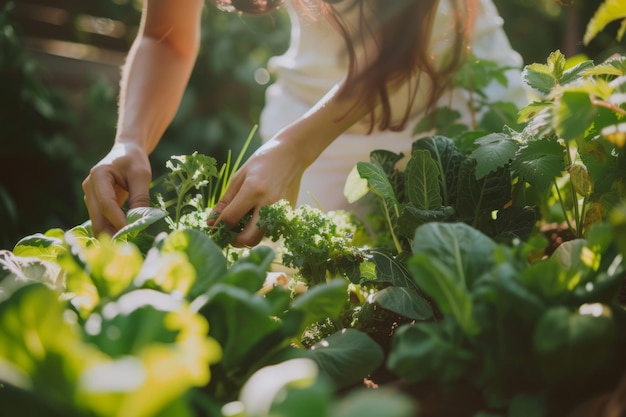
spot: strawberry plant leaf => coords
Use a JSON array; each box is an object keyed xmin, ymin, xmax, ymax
[
  {"xmin": 522, "ymin": 61, "xmax": 557, "ymax": 95},
  {"xmin": 511, "ymin": 139, "xmax": 565, "ymax": 191},
  {"xmin": 584, "ymin": 55, "xmax": 626, "ymax": 77},
  {"xmin": 559, "ymin": 60, "xmax": 594, "ymax": 85},
  {"xmin": 469, "ymin": 133, "xmax": 519, "ymax": 179},
  {"xmin": 554, "ymin": 90, "xmax": 596, "ymax": 141}
]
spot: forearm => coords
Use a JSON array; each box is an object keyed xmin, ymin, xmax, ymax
[
  {"xmin": 270, "ymin": 83, "xmax": 372, "ymax": 167},
  {"xmin": 114, "ymin": 0, "xmax": 203, "ymax": 154},
  {"xmin": 114, "ymin": 37, "xmax": 198, "ymax": 154}
]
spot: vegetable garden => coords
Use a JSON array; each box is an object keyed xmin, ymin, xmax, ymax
[{"xmin": 2, "ymin": 1, "xmax": 626, "ymax": 416}]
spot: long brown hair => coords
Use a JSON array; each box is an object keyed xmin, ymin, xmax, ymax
[{"xmin": 210, "ymin": 0, "xmax": 475, "ymax": 132}]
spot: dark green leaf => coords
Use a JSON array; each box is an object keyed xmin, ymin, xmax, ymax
[
  {"xmin": 469, "ymin": 133, "xmax": 518, "ymax": 179},
  {"xmin": 370, "ymin": 286, "xmax": 434, "ymax": 321},
  {"xmin": 310, "ymin": 329, "xmax": 384, "ymax": 388},
  {"xmin": 405, "ymin": 150, "xmax": 442, "ymax": 209},
  {"xmin": 412, "ymin": 136, "xmax": 466, "ymax": 206},
  {"xmin": 388, "ymin": 322, "xmax": 475, "ymax": 383},
  {"xmin": 291, "ymin": 279, "xmax": 348, "ymax": 332},
  {"xmin": 330, "ymin": 387, "xmax": 416, "ymax": 417},
  {"xmin": 511, "ymin": 139, "xmax": 565, "ymax": 191},
  {"xmin": 533, "ymin": 306, "xmax": 616, "ymax": 381}
]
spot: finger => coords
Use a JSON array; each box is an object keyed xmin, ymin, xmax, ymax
[
  {"xmin": 231, "ymin": 207, "xmax": 265, "ymax": 247},
  {"xmin": 83, "ymin": 192, "xmax": 117, "ymax": 237},
  {"xmin": 84, "ymin": 169, "xmax": 128, "ymax": 235},
  {"xmin": 212, "ymin": 175, "xmax": 254, "ymax": 228},
  {"xmin": 126, "ymin": 165, "xmax": 152, "ymax": 209}
]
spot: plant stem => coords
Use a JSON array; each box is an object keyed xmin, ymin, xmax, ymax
[
  {"xmin": 564, "ymin": 140, "xmax": 582, "ymax": 238},
  {"xmin": 553, "ymin": 179, "xmax": 577, "ymax": 236},
  {"xmin": 592, "ymin": 98, "xmax": 626, "ymax": 116}
]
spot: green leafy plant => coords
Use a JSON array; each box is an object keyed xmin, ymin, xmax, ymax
[
  {"xmin": 0, "ymin": 208, "xmax": 388, "ymax": 415},
  {"xmin": 154, "ymin": 127, "xmax": 257, "ymax": 246},
  {"xmin": 518, "ymin": 49, "xmax": 626, "ymax": 237},
  {"xmin": 347, "ymin": 134, "xmax": 537, "ymax": 254},
  {"xmin": 387, "ymin": 221, "xmax": 626, "ymax": 416}
]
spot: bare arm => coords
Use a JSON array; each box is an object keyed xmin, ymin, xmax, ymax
[{"xmin": 83, "ymin": 0, "xmax": 204, "ymax": 236}]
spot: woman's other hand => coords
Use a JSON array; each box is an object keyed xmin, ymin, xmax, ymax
[{"xmin": 211, "ymin": 138, "xmax": 305, "ymax": 247}]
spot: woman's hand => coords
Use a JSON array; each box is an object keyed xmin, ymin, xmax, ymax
[
  {"xmin": 82, "ymin": 142, "xmax": 152, "ymax": 237},
  {"xmin": 212, "ymin": 138, "xmax": 306, "ymax": 247}
]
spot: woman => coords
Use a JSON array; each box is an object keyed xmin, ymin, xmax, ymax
[{"xmin": 82, "ymin": 0, "xmax": 527, "ymax": 246}]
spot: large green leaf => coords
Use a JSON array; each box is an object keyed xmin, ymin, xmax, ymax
[
  {"xmin": 112, "ymin": 207, "xmax": 167, "ymax": 241},
  {"xmin": 237, "ymin": 358, "xmax": 325, "ymax": 417},
  {"xmin": 559, "ymin": 60, "xmax": 595, "ymax": 86},
  {"xmin": 409, "ymin": 223, "xmax": 498, "ymax": 335},
  {"xmin": 522, "ymin": 63, "xmax": 557, "ymax": 95},
  {"xmin": 510, "ymin": 138, "xmax": 565, "ymax": 191},
  {"xmin": 479, "ymin": 263, "xmax": 546, "ymax": 324},
  {"xmin": 83, "ymin": 289, "xmax": 182, "ymax": 357},
  {"xmin": 198, "ymin": 284, "xmax": 284, "ymax": 374},
  {"xmin": 12, "ymin": 229, "xmax": 65, "ymax": 261},
  {"xmin": 356, "ymin": 161, "xmax": 400, "ymax": 217},
  {"xmin": 455, "ymin": 160, "xmax": 512, "ymax": 223},
  {"xmin": 366, "ymin": 248, "xmax": 415, "ymax": 288},
  {"xmin": 387, "ymin": 321, "xmax": 475, "ymax": 383},
  {"xmin": 490, "ymin": 205, "xmax": 537, "ymax": 241},
  {"xmin": 412, "ymin": 223, "xmax": 497, "ymax": 289},
  {"xmin": 413, "ymin": 136, "xmax": 466, "ymax": 206},
  {"xmin": 160, "ymin": 229, "xmax": 227, "ymax": 299},
  {"xmin": 522, "ymin": 257, "xmax": 581, "ymax": 301},
  {"xmin": 290, "ymin": 278, "xmax": 348, "ymax": 333},
  {"xmin": 396, "ymin": 204, "xmax": 455, "ymax": 238},
  {"xmin": 469, "ymin": 133, "xmax": 519, "ymax": 179},
  {"xmin": 370, "ymin": 286, "xmax": 433, "ymax": 321},
  {"xmin": 0, "ymin": 250, "xmax": 63, "ymax": 303},
  {"xmin": 585, "ymin": 55, "xmax": 626, "ymax": 77},
  {"xmin": 554, "ymin": 90, "xmax": 596, "ymax": 141},
  {"xmin": 405, "ymin": 150, "xmax": 442, "ymax": 210},
  {"xmin": 409, "ymin": 253, "xmax": 479, "ymax": 336},
  {"xmin": 309, "ymin": 328, "xmax": 384, "ymax": 388}
]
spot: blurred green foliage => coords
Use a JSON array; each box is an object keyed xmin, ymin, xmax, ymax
[{"xmin": 494, "ymin": 0, "xmax": 626, "ymax": 64}]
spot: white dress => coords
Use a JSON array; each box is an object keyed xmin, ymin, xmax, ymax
[{"xmin": 259, "ymin": 0, "xmax": 529, "ymax": 214}]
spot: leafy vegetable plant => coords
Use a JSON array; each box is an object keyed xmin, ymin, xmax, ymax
[{"xmin": 518, "ymin": 50, "xmax": 626, "ymax": 237}]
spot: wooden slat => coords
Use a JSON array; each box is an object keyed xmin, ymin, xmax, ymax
[{"xmin": 5, "ymin": 0, "xmax": 138, "ymax": 52}]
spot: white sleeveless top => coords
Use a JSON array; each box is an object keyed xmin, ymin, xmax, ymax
[{"xmin": 259, "ymin": 0, "xmax": 529, "ymax": 213}]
